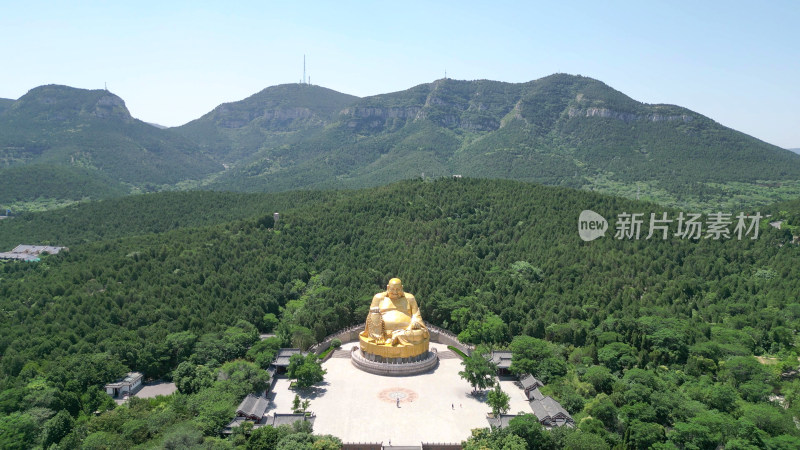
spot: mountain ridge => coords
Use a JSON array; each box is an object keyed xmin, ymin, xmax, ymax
[
  {"xmin": 3, "ymin": 75, "xmax": 799, "ymax": 211},
  {"xmin": 0, "ymin": 85, "xmax": 223, "ymax": 206},
  {"xmin": 190, "ymin": 75, "xmax": 800, "ymax": 210}
]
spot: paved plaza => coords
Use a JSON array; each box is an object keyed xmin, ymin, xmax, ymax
[
  {"xmin": 269, "ymin": 343, "xmax": 530, "ymax": 446},
  {"xmin": 136, "ymin": 381, "xmax": 177, "ymax": 398}
]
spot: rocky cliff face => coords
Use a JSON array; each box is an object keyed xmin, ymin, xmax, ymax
[
  {"xmin": 567, "ymin": 107, "xmax": 694, "ymax": 123},
  {"xmin": 341, "ymin": 81, "xmax": 508, "ymax": 132},
  {"xmin": 8, "ymin": 85, "xmax": 133, "ymax": 123},
  {"xmin": 213, "ymin": 105, "xmax": 317, "ymax": 129},
  {"xmin": 92, "ymin": 94, "xmax": 131, "ymax": 120}
]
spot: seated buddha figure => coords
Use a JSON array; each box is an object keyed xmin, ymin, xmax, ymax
[{"xmin": 360, "ymin": 278, "xmax": 429, "ymax": 357}]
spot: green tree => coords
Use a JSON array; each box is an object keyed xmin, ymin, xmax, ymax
[
  {"xmin": 668, "ymin": 420, "xmax": 719, "ymax": 450},
  {"xmin": 247, "ymin": 337, "xmax": 282, "ymax": 370},
  {"xmin": 597, "ymin": 342, "xmax": 637, "ymax": 373},
  {"xmin": 162, "ymin": 423, "xmax": 204, "ymax": 449},
  {"xmin": 287, "ymin": 354, "xmax": 325, "ymax": 389},
  {"xmin": 624, "ymin": 420, "xmax": 665, "ymax": 449},
  {"xmin": 219, "ymin": 360, "xmax": 270, "ymax": 396},
  {"xmin": 509, "ymin": 336, "xmax": 567, "ymax": 383},
  {"xmin": 510, "ymin": 260, "xmax": 544, "ymax": 283},
  {"xmin": 564, "ymin": 430, "xmax": 610, "ymax": 450},
  {"xmin": 0, "ymin": 412, "xmax": 37, "ymax": 450},
  {"xmin": 705, "ymin": 384, "xmax": 740, "ymax": 413},
  {"xmin": 41, "ymin": 409, "xmax": 75, "ymax": 448},
  {"xmin": 276, "ymin": 432, "xmax": 314, "ymax": 449},
  {"xmin": 290, "ymin": 326, "xmax": 316, "ymax": 351},
  {"xmin": 312, "ymin": 435, "xmax": 343, "ymax": 450},
  {"xmin": 459, "ymin": 346, "xmax": 497, "ymax": 394},
  {"xmin": 247, "ymin": 424, "xmax": 292, "ymax": 450},
  {"xmin": 173, "ymin": 361, "xmax": 214, "ymax": 395},
  {"xmin": 506, "ymin": 414, "xmax": 554, "ymax": 450},
  {"xmin": 82, "ymin": 431, "xmax": 127, "ymax": 450},
  {"xmin": 487, "ymin": 383, "xmax": 510, "ymax": 417},
  {"xmin": 585, "ymin": 394, "xmax": 618, "ymax": 430},
  {"xmin": 740, "ymin": 403, "xmax": 796, "ymax": 436},
  {"xmin": 463, "ymin": 428, "xmax": 527, "ymax": 450},
  {"xmin": 458, "ymin": 313, "xmax": 509, "ymax": 345},
  {"xmin": 292, "ymin": 394, "xmax": 302, "ymax": 413},
  {"xmin": 583, "ymin": 365, "xmax": 615, "ymax": 394},
  {"xmin": 262, "ymin": 313, "xmax": 279, "ymax": 333},
  {"xmin": 721, "ymin": 356, "xmax": 774, "ymax": 387},
  {"xmin": 164, "ymin": 331, "xmax": 198, "ymax": 367}
]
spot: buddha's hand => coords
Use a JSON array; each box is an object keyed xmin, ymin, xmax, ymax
[{"xmin": 387, "ymin": 330, "xmax": 405, "ymax": 345}]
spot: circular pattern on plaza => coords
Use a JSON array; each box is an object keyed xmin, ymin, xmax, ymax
[{"xmin": 378, "ymin": 387, "xmax": 419, "ymax": 404}]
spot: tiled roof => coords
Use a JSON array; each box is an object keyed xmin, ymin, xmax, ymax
[
  {"xmin": 273, "ymin": 348, "xmax": 303, "ymax": 367},
  {"xmin": 236, "ymin": 394, "xmax": 269, "ymax": 419},
  {"xmin": 528, "ymin": 396, "xmax": 573, "ymax": 426},
  {"xmin": 520, "ymin": 374, "xmax": 543, "ymax": 390},
  {"xmin": 267, "ymin": 413, "xmax": 315, "ymax": 427},
  {"xmin": 527, "ymin": 387, "xmax": 544, "ymax": 401},
  {"xmin": 488, "ymin": 350, "xmax": 512, "ymax": 369},
  {"xmin": 487, "ymin": 414, "xmax": 518, "ymax": 429}
]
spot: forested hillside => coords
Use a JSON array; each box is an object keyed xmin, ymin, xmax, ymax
[
  {"xmin": 175, "ymin": 84, "xmax": 359, "ymax": 165},
  {"xmin": 0, "ymin": 190, "xmax": 339, "ymax": 249},
  {"xmin": 6, "ymin": 77, "xmax": 800, "ymax": 212},
  {"xmin": 0, "ymin": 98, "xmax": 14, "ymax": 114},
  {"xmin": 0, "ymin": 85, "xmax": 222, "ymax": 208},
  {"xmin": 197, "ymin": 75, "xmax": 800, "ymax": 211},
  {"xmin": 1, "ymin": 179, "xmax": 799, "ymax": 448}
]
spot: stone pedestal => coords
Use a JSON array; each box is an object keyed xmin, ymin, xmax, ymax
[
  {"xmin": 350, "ymin": 346, "xmax": 439, "ymax": 376},
  {"xmin": 358, "ymin": 334, "xmax": 429, "ymax": 359}
]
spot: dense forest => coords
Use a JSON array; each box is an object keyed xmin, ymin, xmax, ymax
[{"xmin": 1, "ymin": 178, "xmax": 799, "ymax": 448}]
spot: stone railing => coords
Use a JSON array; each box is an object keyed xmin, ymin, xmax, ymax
[
  {"xmin": 351, "ymin": 347, "xmax": 439, "ymax": 376},
  {"xmin": 309, "ymin": 323, "xmax": 473, "ymax": 356},
  {"xmin": 342, "ymin": 442, "xmax": 382, "ymax": 450},
  {"xmin": 309, "ymin": 324, "xmax": 363, "ymax": 355},
  {"xmin": 422, "ymin": 443, "xmax": 463, "ymax": 450},
  {"xmin": 426, "ymin": 324, "xmax": 474, "ymax": 355}
]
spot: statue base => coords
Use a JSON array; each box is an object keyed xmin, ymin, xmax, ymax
[
  {"xmin": 359, "ymin": 334, "xmax": 429, "ymax": 359},
  {"xmin": 351, "ymin": 346, "xmax": 439, "ymax": 376}
]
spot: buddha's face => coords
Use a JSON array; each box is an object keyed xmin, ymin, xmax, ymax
[{"xmin": 387, "ymin": 281, "xmax": 404, "ymax": 300}]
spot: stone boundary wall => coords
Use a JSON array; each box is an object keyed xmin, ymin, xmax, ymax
[
  {"xmin": 309, "ymin": 324, "xmax": 363, "ymax": 355},
  {"xmin": 422, "ymin": 443, "xmax": 463, "ymax": 450},
  {"xmin": 427, "ymin": 324, "xmax": 474, "ymax": 355},
  {"xmin": 342, "ymin": 443, "xmax": 382, "ymax": 450},
  {"xmin": 310, "ymin": 323, "xmax": 473, "ymax": 356}
]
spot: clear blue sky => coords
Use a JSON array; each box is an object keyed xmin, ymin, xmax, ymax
[{"xmin": 2, "ymin": 1, "xmax": 798, "ymax": 148}]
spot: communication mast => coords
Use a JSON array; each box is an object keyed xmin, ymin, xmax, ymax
[{"xmin": 303, "ymin": 55, "xmax": 306, "ymax": 84}]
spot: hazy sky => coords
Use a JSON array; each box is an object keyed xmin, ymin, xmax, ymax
[{"xmin": 2, "ymin": 1, "xmax": 798, "ymax": 148}]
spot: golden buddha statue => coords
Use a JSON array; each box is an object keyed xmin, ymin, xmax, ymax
[{"xmin": 359, "ymin": 278, "xmax": 430, "ymax": 359}]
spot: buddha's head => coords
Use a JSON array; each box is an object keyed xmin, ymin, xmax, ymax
[{"xmin": 386, "ymin": 278, "xmax": 404, "ymax": 300}]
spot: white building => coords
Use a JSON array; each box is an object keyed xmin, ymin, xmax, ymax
[{"xmin": 105, "ymin": 372, "xmax": 143, "ymax": 398}]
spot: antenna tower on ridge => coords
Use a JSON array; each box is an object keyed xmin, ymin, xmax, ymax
[{"xmin": 303, "ymin": 55, "xmax": 306, "ymax": 84}]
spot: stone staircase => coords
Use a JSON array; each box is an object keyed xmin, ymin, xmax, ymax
[
  {"xmin": 437, "ymin": 351, "xmax": 459, "ymax": 360},
  {"xmin": 331, "ymin": 349, "xmax": 351, "ymax": 358}
]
